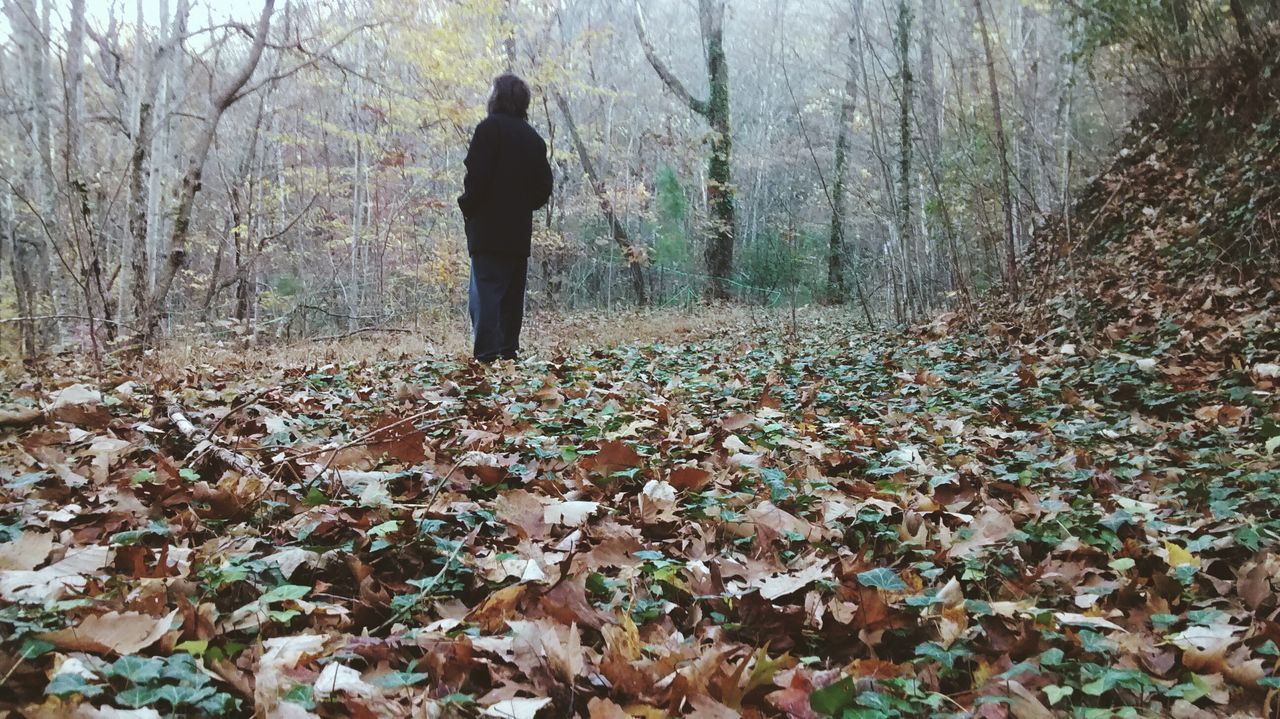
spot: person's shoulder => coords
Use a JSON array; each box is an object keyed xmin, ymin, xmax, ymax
[{"xmin": 519, "ymin": 120, "xmax": 547, "ymax": 146}]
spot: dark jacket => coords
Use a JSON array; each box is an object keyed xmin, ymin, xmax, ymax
[{"xmin": 458, "ymin": 112, "xmax": 553, "ymax": 257}]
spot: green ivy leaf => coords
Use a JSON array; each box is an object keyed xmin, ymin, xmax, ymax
[
  {"xmin": 260, "ymin": 584, "xmax": 310, "ymax": 603},
  {"xmin": 809, "ymin": 676, "xmax": 857, "ymax": 716},
  {"xmin": 19, "ymin": 638, "xmax": 54, "ymax": 659},
  {"xmin": 1044, "ymin": 684, "xmax": 1073, "ymax": 705},
  {"xmin": 371, "ymin": 670, "xmax": 429, "ymax": 688},
  {"xmin": 175, "ymin": 640, "xmax": 210, "ymax": 657},
  {"xmin": 368, "ymin": 520, "xmax": 400, "ymax": 537},
  {"xmin": 46, "ymin": 672, "xmax": 104, "ymax": 699},
  {"xmin": 108, "ymin": 655, "xmax": 165, "ymax": 685},
  {"xmin": 1108, "ymin": 557, "xmax": 1135, "ymax": 572},
  {"xmin": 856, "ymin": 567, "xmax": 908, "ymax": 592},
  {"xmin": 283, "ymin": 684, "xmax": 316, "ymax": 710}
]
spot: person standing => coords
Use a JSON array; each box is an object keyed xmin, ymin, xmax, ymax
[{"xmin": 458, "ymin": 74, "xmax": 554, "ymax": 363}]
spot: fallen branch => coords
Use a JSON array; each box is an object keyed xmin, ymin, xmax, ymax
[
  {"xmin": 289, "ymin": 411, "xmax": 461, "ymax": 463},
  {"xmin": 0, "ymin": 314, "xmax": 136, "ymax": 328},
  {"xmin": 167, "ymin": 405, "xmax": 273, "ymax": 484},
  {"xmin": 309, "ymin": 327, "xmax": 413, "ymax": 342}
]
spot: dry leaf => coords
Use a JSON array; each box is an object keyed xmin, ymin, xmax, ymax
[
  {"xmin": 481, "ymin": 697, "xmax": 552, "ymax": 719},
  {"xmin": 39, "ymin": 608, "xmax": 178, "ymax": 655},
  {"xmin": 0, "ymin": 531, "xmax": 54, "ymax": 570}
]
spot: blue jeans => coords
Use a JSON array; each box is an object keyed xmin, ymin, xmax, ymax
[{"xmin": 469, "ymin": 254, "xmax": 527, "ymax": 362}]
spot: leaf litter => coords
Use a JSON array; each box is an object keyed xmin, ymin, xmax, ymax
[{"xmin": 0, "ymin": 298, "xmax": 1276, "ymax": 718}]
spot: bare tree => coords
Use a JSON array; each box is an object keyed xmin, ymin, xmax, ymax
[
  {"xmin": 975, "ymin": 0, "xmax": 1018, "ymax": 293},
  {"xmin": 634, "ymin": 0, "xmax": 736, "ymax": 300},
  {"xmin": 554, "ymin": 91, "xmax": 648, "ymax": 306},
  {"xmin": 140, "ymin": 0, "xmax": 276, "ymax": 341},
  {"xmin": 827, "ymin": 24, "xmax": 858, "ymax": 304}
]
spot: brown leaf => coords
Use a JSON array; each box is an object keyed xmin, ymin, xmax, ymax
[
  {"xmin": 49, "ymin": 402, "xmax": 112, "ymax": 429},
  {"xmin": 367, "ymin": 414, "xmax": 427, "ymax": 464},
  {"xmin": 0, "ymin": 406, "xmax": 43, "ymax": 429},
  {"xmin": 1236, "ymin": 554, "xmax": 1276, "ymax": 610},
  {"xmin": 686, "ymin": 694, "xmax": 741, "ymax": 719},
  {"xmin": 494, "ymin": 490, "xmax": 550, "ymax": 540},
  {"xmin": 0, "ymin": 532, "xmax": 54, "ymax": 570},
  {"xmin": 947, "ymin": 507, "xmax": 1015, "ymax": 559},
  {"xmin": 38, "ymin": 608, "xmax": 178, "ymax": 655},
  {"xmin": 668, "ymin": 465, "xmax": 713, "ymax": 491},
  {"xmin": 765, "ymin": 669, "xmax": 819, "ymax": 719},
  {"xmin": 580, "ymin": 440, "xmax": 643, "ymax": 477},
  {"xmin": 467, "ymin": 583, "xmax": 528, "ymax": 633},
  {"xmin": 536, "ymin": 576, "xmax": 610, "ymax": 630},
  {"xmin": 588, "ymin": 697, "xmax": 631, "ymax": 719}
]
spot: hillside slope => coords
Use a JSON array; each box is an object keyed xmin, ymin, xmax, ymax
[{"xmin": 990, "ymin": 43, "xmax": 1279, "ymax": 376}]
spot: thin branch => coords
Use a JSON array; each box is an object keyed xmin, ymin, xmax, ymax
[
  {"xmin": 632, "ymin": 1, "xmax": 709, "ymax": 117},
  {"xmin": 230, "ymin": 21, "xmax": 383, "ymax": 104},
  {"xmin": 308, "ymin": 327, "xmax": 412, "ymax": 342}
]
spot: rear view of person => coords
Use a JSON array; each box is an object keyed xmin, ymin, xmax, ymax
[{"xmin": 457, "ymin": 74, "xmax": 553, "ymax": 363}]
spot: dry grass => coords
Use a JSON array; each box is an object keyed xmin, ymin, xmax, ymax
[
  {"xmin": 142, "ymin": 304, "xmax": 852, "ymax": 377},
  {"xmin": 0, "ymin": 304, "xmax": 871, "ymax": 388}
]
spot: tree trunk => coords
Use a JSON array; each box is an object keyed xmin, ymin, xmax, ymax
[
  {"xmin": 827, "ymin": 28, "xmax": 857, "ymax": 303},
  {"xmin": 702, "ymin": 0, "xmax": 735, "ymax": 300},
  {"xmin": 895, "ymin": 0, "xmax": 917, "ymax": 319},
  {"xmin": 974, "ymin": 0, "xmax": 1019, "ymax": 293},
  {"xmin": 635, "ymin": 0, "xmax": 736, "ymax": 300},
  {"xmin": 554, "ymin": 92, "xmax": 647, "ymax": 306},
  {"xmin": 140, "ymin": 0, "xmax": 275, "ymax": 341},
  {"xmin": 919, "ymin": 0, "xmax": 944, "ymax": 298},
  {"xmin": 1228, "ymin": 0, "xmax": 1253, "ymax": 44},
  {"xmin": 125, "ymin": 0, "xmax": 187, "ymax": 323}
]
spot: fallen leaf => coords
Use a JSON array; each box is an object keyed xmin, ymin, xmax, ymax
[
  {"xmin": 544, "ymin": 500, "xmax": 601, "ymax": 527},
  {"xmin": 0, "ymin": 545, "xmax": 113, "ymax": 602},
  {"xmin": 39, "ymin": 608, "xmax": 178, "ymax": 655},
  {"xmin": 0, "ymin": 532, "xmax": 54, "ymax": 570},
  {"xmin": 481, "ymin": 697, "xmax": 552, "ymax": 719},
  {"xmin": 314, "ymin": 662, "xmax": 380, "ymax": 698}
]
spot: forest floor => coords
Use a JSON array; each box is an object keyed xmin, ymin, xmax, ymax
[{"xmin": 1, "ymin": 299, "xmax": 1278, "ymax": 718}]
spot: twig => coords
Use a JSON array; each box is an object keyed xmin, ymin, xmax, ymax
[
  {"xmin": 289, "ymin": 411, "xmax": 460, "ymax": 463},
  {"xmin": 376, "ymin": 525, "xmax": 479, "ymax": 632},
  {"xmin": 167, "ymin": 405, "xmax": 274, "ymax": 485},
  {"xmin": 0, "ymin": 314, "xmax": 137, "ymax": 328},
  {"xmin": 295, "ymin": 412, "xmax": 462, "ymax": 495},
  {"xmin": 422, "ymin": 458, "xmax": 466, "ymax": 510},
  {"xmin": 309, "ymin": 327, "xmax": 413, "ymax": 342},
  {"xmin": 202, "ymin": 385, "xmax": 277, "ymax": 442},
  {"xmin": 0, "ymin": 654, "xmax": 26, "ymax": 689}
]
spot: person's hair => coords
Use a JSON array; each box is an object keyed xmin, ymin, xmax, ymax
[{"xmin": 487, "ymin": 73, "xmax": 532, "ymax": 119}]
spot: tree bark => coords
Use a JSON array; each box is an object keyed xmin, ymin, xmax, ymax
[
  {"xmin": 828, "ymin": 28, "xmax": 858, "ymax": 303},
  {"xmin": 554, "ymin": 92, "xmax": 647, "ymax": 306},
  {"xmin": 974, "ymin": 0, "xmax": 1019, "ymax": 293},
  {"xmin": 124, "ymin": 0, "xmax": 187, "ymax": 324},
  {"xmin": 635, "ymin": 0, "xmax": 736, "ymax": 300},
  {"xmin": 1228, "ymin": 0, "xmax": 1253, "ymax": 44},
  {"xmin": 3, "ymin": 0, "xmax": 56, "ymax": 353},
  {"xmin": 140, "ymin": 0, "xmax": 276, "ymax": 342},
  {"xmin": 895, "ymin": 0, "xmax": 916, "ymax": 319}
]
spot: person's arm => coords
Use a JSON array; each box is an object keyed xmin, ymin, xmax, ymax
[
  {"xmin": 530, "ymin": 138, "xmax": 553, "ymax": 211},
  {"xmin": 458, "ymin": 118, "xmax": 499, "ymax": 218}
]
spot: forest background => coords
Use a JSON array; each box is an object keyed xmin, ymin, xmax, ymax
[{"xmin": 0, "ymin": 0, "xmax": 1272, "ymax": 360}]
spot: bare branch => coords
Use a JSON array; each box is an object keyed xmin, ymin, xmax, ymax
[
  {"xmin": 230, "ymin": 21, "xmax": 382, "ymax": 104},
  {"xmin": 632, "ymin": 1, "xmax": 709, "ymax": 117}
]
